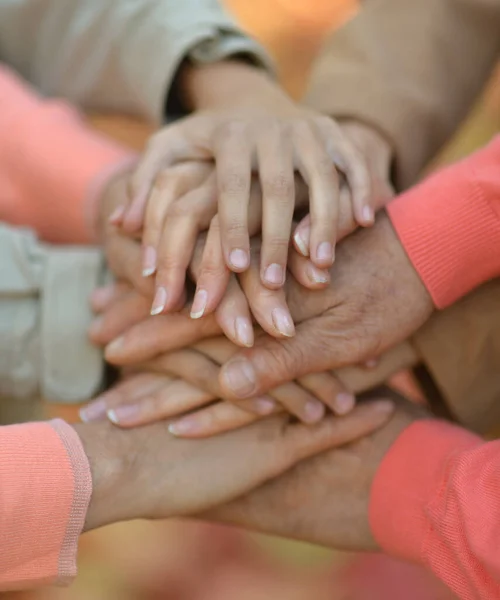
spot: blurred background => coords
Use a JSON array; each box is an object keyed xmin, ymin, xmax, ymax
[{"xmin": 5, "ymin": 1, "xmax": 500, "ymax": 598}]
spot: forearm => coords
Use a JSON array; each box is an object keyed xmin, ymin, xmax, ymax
[
  {"xmin": 0, "ymin": 66, "xmax": 134, "ymax": 244},
  {"xmin": 370, "ymin": 420, "xmax": 500, "ymax": 599}
]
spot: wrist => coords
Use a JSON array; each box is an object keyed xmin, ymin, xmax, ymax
[
  {"xmin": 72, "ymin": 421, "xmax": 131, "ymax": 531},
  {"xmin": 181, "ymin": 60, "xmax": 293, "ymax": 112}
]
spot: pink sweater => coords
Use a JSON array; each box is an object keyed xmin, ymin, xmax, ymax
[{"xmin": 0, "ymin": 65, "xmax": 132, "ymax": 588}]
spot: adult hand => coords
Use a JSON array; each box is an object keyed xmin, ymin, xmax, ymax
[
  {"xmin": 74, "ymin": 398, "xmax": 394, "ymax": 531},
  {"xmin": 206, "ymin": 392, "xmax": 428, "ymax": 551},
  {"xmin": 217, "ymin": 212, "xmax": 433, "ymax": 400}
]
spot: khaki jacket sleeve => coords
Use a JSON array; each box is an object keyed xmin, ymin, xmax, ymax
[
  {"xmin": 0, "ymin": 0, "xmax": 272, "ymax": 124},
  {"xmin": 304, "ymin": 0, "xmax": 500, "ymax": 189},
  {"xmin": 0, "ymin": 224, "xmax": 105, "ymax": 403}
]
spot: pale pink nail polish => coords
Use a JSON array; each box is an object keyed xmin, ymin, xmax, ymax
[
  {"xmin": 168, "ymin": 418, "xmax": 199, "ymax": 436},
  {"xmin": 294, "ymin": 230, "xmax": 309, "ymax": 257},
  {"xmin": 107, "ymin": 405, "xmax": 141, "ymax": 425},
  {"xmin": 334, "ymin": 393, "xmax": 355, "ymax": 415},
  {"xmin": 79, "ymin": 400, "xmax": 107, "ymax": 422},
  {"xmin": 229, "ymin": 249, "xmax": 249, "ymax": 270},
  {"xmin": 190, "ymin": 289, "xmax": 208, "ymax": 319},
  {"xmin": 235, "ymin": 317, "xmax": 254, "ymax": 347},
  {"xmin": 316, "ymin": 242, "xmax": 333, "ymax": 264},
  {"xmin": 252, "ymin": 398, "xmax": 276, "ymax": 415},
  {"xmin": 304, "ymin": 400, "xmax": 325, "ymax": 423},
  {"xmin": 362, "ymin": 206, "xmax": 374, "ymax": 224},
  {"xmin": 264, "ymin": 263, "xmax": 285, "ymax": 286},
  {"xmin": 142, "ymin": 246, "xmax": 157, "ymax": 277},
  {"xmin": 271, "ymin": 308, "xmax": 295, "ymax": 337},
  {"xmin": 151, "ymin": 287, "xmax": 167, "ymax": 315}
]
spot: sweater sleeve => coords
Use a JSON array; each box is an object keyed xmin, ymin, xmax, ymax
[
  {"xmin": 0, "ymin": 419, "xmax": 92, "ymax": 590},
  {"xmin": 387, "ymin": 135, "xmax": 500, "ymax": 309},
  {"xmin": 0, "ymin": 65, "xmax": 135, "ymax": 244},
  {"xmin": 370, "ymin": 420, "xmax": 500, "ymax": 600}
]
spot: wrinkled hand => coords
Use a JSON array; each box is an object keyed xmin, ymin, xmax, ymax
[
  {"xmin": 216, "ymin": 212, "xmax": 433, "ymax": 401},
  {"xmin": 76, "ymin": 398, "xmax": 394, "ymax": 531},
  {"xmin": 205, "ymin": 392, "xmax": 428, "ymax": 551}
]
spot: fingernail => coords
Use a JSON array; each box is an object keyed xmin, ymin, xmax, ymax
[
  {"xmin": 263, "ymin": 263, "xmax": 285, "ymax": 286},
  {"xmin": 151, "ymin": 287, "xmax": 167, "ymax": 315},
  {"xmin": 304, "ymin": 399, "xmax": 325, "ymax": 423},
  {"xmin": 334, "ymin": 393, "xmax": 355, "ymax": 415},
  {"xmin": 90, "ymin": 285, "xmax": 114, "ymax": 308},
  {"xmin": 108, "ymin": 205, "xmax": 125, "ymax": 224},
  {"xmin": 307, "ymin": 264, "xmax": 329, "ymax": 284},
  {"xmin": 365, "ymin": 358, "xmax": 378, "ymax": 369},
  {"xmin": 79, "ymin": 400, "xmax": 107, "ymax": 422},
  {"xmin": 88, "ymin": 316, "xmax": 103, "ymax": 338},
  {"xmin": 316, "ymin": 242, "xmax": 334, "ymax": 265},
  {"xmin": 169, "ymin": 417, "xmax": 200, "ymax": 437},
  {"xmin": 252, "ymin": 397, "xmax": 276, "ymax": 415},
  {"xmin": 294, "ymin": 230, "xmax": 309, "ymax": 257},
  {"xmin": 372, "ymin": 400, "xmax": 394, "ymax": 415},
  {"xmin": 142, "ymin": 246, "xmax": 157, "ymax": 277},
  {"xmin": 362, "ymin": 206, "xmax": 374, "ymax": 224},
  {"xmin": 105, "ymin": 336, "xmax": 124, "ymax": 358},
  {"xmin": 107, "ymin": 405, "xmax": 141, "ymax": 425},
  {"xmin": 235, "ymin": 317, "xmax": 254, "ymax": 347},
  {"xmin": 222, "ymin": 360, "xmax": 257, "ymax": 397},
  {"xmin": 271, "ymin": 308, "xmax": 295, "ymax": 337},
  {"xmin": 191, "ymin": 289, "xmax": 208, "ymax": 319},
  {"xmin": 229, "ymin": 249, "xmax": 249, "ymax": 271}
]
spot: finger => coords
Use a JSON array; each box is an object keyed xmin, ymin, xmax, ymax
[
  {"xmin": 238, "ymin": 250, "xmax": 295, "ymax": 339},
  {"xmin": 214, "ymin": 121, "xmax": 252, "ymax": 272},
  {"xmin": 218, "ymin": 316, "xmax": 337, "ymax": 399},
  {"xmin": 215, "ymin": 276, "xmax": 255, "ymax": 348},
  {"xmin": 257, "ymin": 124, "xmax": 294, "ymax": 289},
  {"xmin": 153, "ymin": 175, "xmax": 217, "ymax": 315},
  {"xmin": 104, "ymin": 311, "xmax": 221, "ymax": 365},
  {"xmin": 88, "ymin": 290, "xmax": 151, "ymax": 346},
  {"xmin": 298, "ymin": 372, "xmax": 355, "ymax": 416},
  {"xmin": 293, "ymin": 121, "xmax": 338, "ymax": 268},
  {"xmin": 79, "ymin": 373, "xmax": 169, "ymax": 422},
  {"xmin": 106, "ymin": 379, "xmax": 216, "ymax": 428},
  {"xmin": 142, "ymin": 163, "xmax": 214, "ymax": 273},
  {"xmin": 106, "ymin": 234, "xmax": 154, "ymax": 297},
  {"xmin": 189, "ymin": 215, "xmax": 231, "ymax": 319},
  {"xmin": 320, "ymin": 118, "xmax": 373, "ymax": 227},
  {"xmin": 259, "ymin": 381, "xmax": 325, "ymax": 424},
  {"xmin": 90, "ymin": 282, "xmax": 131, "ymax": 314},
  {"xmin": 287, "ymin": 246, "xmax": 330, "ymax": 290}
]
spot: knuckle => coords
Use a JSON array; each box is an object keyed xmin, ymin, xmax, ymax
[
  {"xmin": 263, "ymin": 172, "xmax": 294, "ymax": 199},
  {"xmin": 263, "ymin": 236, "xmax": 290, "ymax": 256},
  {"xmin": 220, "ymin": 170, "xmax": 249, "ymax": 196},
  {"xmin": 220, "ymin": 119, "xmax": 247, "ymax": 138}
]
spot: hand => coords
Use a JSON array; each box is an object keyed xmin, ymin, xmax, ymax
[
  {"xmin": 205, "ymin": 392, "xmax": 428, "ymax": 552},
  {"xmin": 75, "ymin": 398, "xmax": 394, "ymax": 531},
  {"xmin": 216, "ymin": 212, "xmax": 433, "ymax": 401}
]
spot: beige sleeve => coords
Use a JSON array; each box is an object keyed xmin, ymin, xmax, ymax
[
  {"xmin": 0, "ymin": 0, "xmax": 272, "ymax": 124},
  {"xmin": 0, "ymin": 224, "xmax": 105, "ymax": 403},
  {"xmin": 304, "ymin": 0, "xmax": 500, "ymax": 189}
]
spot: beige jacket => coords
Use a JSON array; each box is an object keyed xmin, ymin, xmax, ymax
[{"xmin": 0, "ymin": 0, "xmax": 271, "ymax": 410}]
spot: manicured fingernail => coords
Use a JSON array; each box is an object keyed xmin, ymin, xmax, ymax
[
  {"xmin": 316, "ymin": 242, "xmax": 334, "ymax": 265},
  {"xmin": 304, "ymin": 399, "xmax": 325, "ymax": 423},
  {"xmin": 362, "ymin": 206, "xmax": 374, "ymax": 224},
  {"xmin": 307, "ymin": 264, "xmax": 329, "ymax": 284},
  {"xmin": 90, "ymin": 285, "xmax": 114, "ymax": 308},
  {"xmin": 334, "ymin": 393, "xmax": 355, "ymax": 415},
  {"xmin": 191, "ymin": 289, "xmax": 208, "ymax": 319},
  {"xmin": 169, "ymin": 417, "xmax": 200, "ymax": 437},
  {"xmin": 235, "ymin": 317, "xmax": 254, "ymax": 347},
  {"xmin": 107, "ymin": 405, "xmax": 141, "ymax": 425},
  {"xmin": 108, "ymin": 205, "xmax": 125, "ymax": 224},
  {"xmin": 365, "ymin": 358, "xmax": 378, "ymax": 369},
  {"xmin": 294, "ymin": 230, "xmax": 309, "ymax": 257},
  {"xmin": 222, "ymin": 360, "xmax": 257, "ymax": 397},
  {"xmin": 372, "ymin": 400, "xmax": 394, "ymax": 415},
  {"xmin": 271, "ymin": 308, "xmax": 295, "ymax": 337},
  {"xmin": 263, "ymin": 263, "xmax": 285, "ymax": 286},
  {"xmin": 88, "ymin": 316, "xmax": 103, "ymax": 338},
  {"xmin": 151, "ymin": 287, "xmax": 167, "ymax": 315},
  {"xmin": 229, "ymin": 249, "xmax": 249, "ymax": 271},
  {"xmin": 105, "ymin": 336, "xmax": 124, "ymax": 358},
  {"xmin": 252, "ymin": 397, "xmax": 276, "ymax": 415},
  {"xmin": 79, "ymin": 400, "xmax": 107, "ymax": 422},
  {"xmin": 142, "ymin": 246, "xmax": 157, "ymax": 277}
]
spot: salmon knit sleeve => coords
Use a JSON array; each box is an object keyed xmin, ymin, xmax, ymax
[
  {"xmin": 0, "ymin": 65, "xmax": 135, "ymax": 244},
  {"xmin": 387, "ymin": 136, "xmax": 500, "ymax": 308},
  {"xmin": 0, "ymin": 420, "xmax": 92, "ymax": 590},
  {"xmin": 370, "ymin": 420, "xmax": 500, "ymax": 600}
]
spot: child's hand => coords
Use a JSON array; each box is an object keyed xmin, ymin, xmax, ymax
[{"xmin": 120, "ymin": 107, "xmax": 374, "ymax": 301}]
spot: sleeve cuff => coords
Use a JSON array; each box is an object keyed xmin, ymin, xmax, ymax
[
  {"xmin": 0, "ymin": 420, "xmax": 92, "ymax": 589},
  {"xmin": 387, "ymin": 137, "xmax": 500, "ymax": 309},
  {"xmin": 369, "ymin": 420, "xmax": 481, "ymax": 564},
  {"xmin": 0, "ymin": 65, "xmax": 135, "ymax": 244}
]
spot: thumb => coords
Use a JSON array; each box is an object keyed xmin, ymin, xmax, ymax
[{"xmin": 219, "ymin": 316, "xmax": 333, "ymax": 398}]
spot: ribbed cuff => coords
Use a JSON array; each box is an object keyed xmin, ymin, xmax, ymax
[
  {"xmin": 369, "ymin": 420, "xmax": 481, "ymax": 564},
  {"xmin": 387, "ymin": 138, "xmax": 500, "ymax": 309},
  {"xmin": 0, "ymin": 65, "xmax": 134, "ymax": 244}
]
